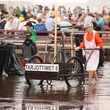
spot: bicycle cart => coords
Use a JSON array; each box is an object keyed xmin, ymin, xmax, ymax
[{"xmin": 25, "ymin": 48, "xmax": 85, "ymax": 88}]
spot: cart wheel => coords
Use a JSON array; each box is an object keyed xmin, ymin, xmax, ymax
[
  {"xmin": 25, "ymin": 55, "xmax": 43, "ymax": 86},
  {"xmin": 65, "ymin": 56, "xmax": 84, "ymax": 87},
  {"xmin": 46, "ymin": 80, "xmax": 52, "ymax": 85}
]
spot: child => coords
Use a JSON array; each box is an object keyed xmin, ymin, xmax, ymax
[
  {"xmin": 25, "ymin": 21, "xmax": 37, "ymax": 43},
  {"xmin": 75, "ymin": 22, "xmax": 103, "ymax": 85}
]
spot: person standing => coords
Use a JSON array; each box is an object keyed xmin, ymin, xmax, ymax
[
  {"xmin": 75, "ymin": 22, "xmax": 103, "ymax": 85},
  {"xmin": 25, "ymin": 21, "xmax": 37, "ymax": 43}
]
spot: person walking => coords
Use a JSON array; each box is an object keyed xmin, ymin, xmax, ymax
[
  {"xmin": 24, "ymin": 21, "xmax": 37, "ymax": 43},
  {"xmin": 75, "ymin": 22, "xmax": 103, "ymax": 85}
]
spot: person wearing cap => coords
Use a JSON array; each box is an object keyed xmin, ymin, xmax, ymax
[
  {"xmin": 75, "ymin": 22, "xmax": 103, "ymax": 85},
  {"xmin": 25, "ymin": 21, "xmax": 37, "ymax": 43}
]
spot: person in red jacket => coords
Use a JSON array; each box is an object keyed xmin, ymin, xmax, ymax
[
  {"xmin": 102, "ymin": 7, "xmax": 106, "ymax": 14},
  {"xmin": 75, "ymin": 22, "xmax": 103, "ymax": 85}
]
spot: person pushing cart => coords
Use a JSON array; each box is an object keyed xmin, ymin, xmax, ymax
[{"xmin": 75, "ymin": 22, "xmax": 103, "ymax": 85}]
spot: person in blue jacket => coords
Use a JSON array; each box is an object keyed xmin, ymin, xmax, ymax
[{"xmin": 34, "ymin": 18, "xmax": 49, "ymax": 36}]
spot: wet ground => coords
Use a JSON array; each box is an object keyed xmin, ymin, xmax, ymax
[{"xmin": 0, "ymin": 62, "xmax": 110, "ymax": 110}]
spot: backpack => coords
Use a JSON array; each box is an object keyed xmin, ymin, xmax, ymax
[
  {"xmin": 0, "ymin": 20, "xmax": 6, "ymax": 29},
  {"xmin": 22, "ymin": 38, "xmax": 37, "ymax": 62}
]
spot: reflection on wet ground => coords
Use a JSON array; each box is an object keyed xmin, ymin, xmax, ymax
[{"xmin": 0, "ymin": 62, "xmax": 110, "ymax": 110}]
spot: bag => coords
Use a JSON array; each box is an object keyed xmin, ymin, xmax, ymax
[
  {"xmin": 22, "ymin": 38, "xmax": 37, "ymax": 62},
  {"xmin": 4, "ymin": 43, "xmax": 25, "ymax": 76}
]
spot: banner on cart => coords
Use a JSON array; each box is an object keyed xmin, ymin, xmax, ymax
[{"xmin": 25, "ymin": 63, "xmax": 59, "ymax": 72}]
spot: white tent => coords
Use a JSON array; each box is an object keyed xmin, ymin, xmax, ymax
[
  {"xmin": 31, "ymin": 0, "xmax": 110, "ymax": 13},
  {"xmin": 0, "ymin": 0, "xmax": 110, "ymax": 13},
  {"xmin": 0, "ymin": 0, "xmax": 31, "ymax": 11}
]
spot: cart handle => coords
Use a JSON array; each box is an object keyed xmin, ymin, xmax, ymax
[
  {"xmin": 83, "ymin": 48, "xmax": 100, "ymax": 50},
  {"xmin": 51, "ymin": 48, "xmax": 100, "ymax": 63}
]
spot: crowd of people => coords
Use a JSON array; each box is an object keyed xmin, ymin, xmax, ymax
[{"xmin": 0, "ymin": 5, "xmax": 110, "ymax": 34}]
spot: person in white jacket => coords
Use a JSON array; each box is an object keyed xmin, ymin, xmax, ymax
[{"xmin": 4, "ymin": 16, "xmax": 14, "ymax": 30}]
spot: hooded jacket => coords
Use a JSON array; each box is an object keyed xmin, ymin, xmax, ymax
[{"xmin": 28, "ymin": 29, "xmax": 37, "ymax": 43}]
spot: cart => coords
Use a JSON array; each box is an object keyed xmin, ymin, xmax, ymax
[{"xmin": 25, "ymin": 47, "xmax": 85, "ymax": 88}]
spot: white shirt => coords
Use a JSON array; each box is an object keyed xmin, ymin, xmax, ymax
[
  {"xmin": 13, "ymin": 17, "xmax": 20, "ymax": 29},
  {"xmin": 18, "ymin": 21, "xmax": 27, "ymax": 30},
  {"xmin": 45, "ymin": 17, "xmax": 55, "ymax": 31},
  {"xmin": 4, "ymin": 21, "xmax": 14, "ymax": 30}
]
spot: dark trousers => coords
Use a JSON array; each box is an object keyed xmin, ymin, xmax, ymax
[
  {"xmin": 75, "ymin": 34, "xmax": 85, "ymax": 63},
  {"xmin": 99, "ymin": 49, "xmax": 104, "ymax": 66}
]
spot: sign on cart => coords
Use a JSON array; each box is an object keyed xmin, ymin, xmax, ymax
[
  {"xmin": 25, "ymin": 63, "xmax": 59, "ymax": 72},
  {"xmin": 25, "ymin": 103, "xmax": 59, "ymax": 110}
]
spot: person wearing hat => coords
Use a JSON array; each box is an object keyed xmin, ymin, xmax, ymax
[
  {"xmin": 25, "ymin": 21, "xmax": 37, "ymax": 43},
  {"xmin": 75, "ymin": 22, "xmax": 103, "ymax": 85}
]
